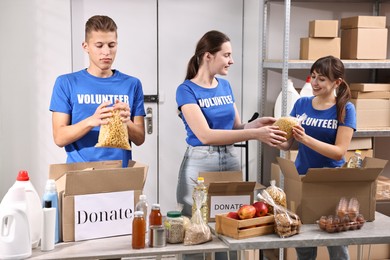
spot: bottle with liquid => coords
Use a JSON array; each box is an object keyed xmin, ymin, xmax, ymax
[
  {"xmin": 135, "ymin": 194, "xmax": 149, "ymax": 229},
  {"xmin": 300, "ymin": 76, "xmax": 314, "ymax": 97},
  {"xmin": 132, "ymin": 211, "xmax": 145, "ymax": 249},
  {"xmin": 347, "ymin": 150, "xmax": 363, "ymax": 168},
  {"xmin": 149, "ymin": 203, "xmax": 162, "ymax": 226},
  {"xmin": 41, "ymin": 201, "xmax": 56, "ymax": 252},
  {"xmin": 42, "ymin": 179, "xmax": 60, "ymax": 243},
  {"xmin": 191, "ymin": 177, "xmax": 209, "ymax": 224},
  {"xmin": 1, "ymin": 170, "xmax": 43, "ymax": 248},
  {"xmin": 274, "ymin": 79, "xmax": 301, "ymax": 118}
]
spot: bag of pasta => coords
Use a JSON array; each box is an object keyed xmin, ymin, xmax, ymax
[
  {"xmin": 264, "ymin": 180, "xmax": 287, "ymax": 214},
  {"xmin": 258, "ymin": 190, "xmax": 301, "ymax": 238},
  {"xmin": 184, "ymin": 186, "xmax": 211, "ymax": 245},
  {"xmin": 95, "ymin": 109, "xmax": 131, "ymax": 150}
]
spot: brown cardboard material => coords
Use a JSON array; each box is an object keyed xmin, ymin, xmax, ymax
[
  {"xmin": 300, "ymin": 37, "xmax": 340, "ymax": 60},
  {"xmin": 351, "ymin": 91, "xmax": 390, "ymax": 99},
  {"xmin": 199, "ymin": 171, "xmax": 264, "ymax": 222},
  {"xmin": 340, "ymin": 16, "xmax": 386, "ymax": 29},
  {"xmin": 341, "ymin": 28, "xmax": 388, "ymax": 59},
  {"xmin": 351, "ymin": 99, "xmax": 390, "ymax": 128},
  {"xmin": 309, "ymin": 20, "xmax": 339, "ymax": 38},
  {"xmin": 49, "ymin": 160, "xmax": 148, "ymax": 242},
  {"xmin": 277, "ymin": 156, "xmax": 388, "ymax": 224},
  {"xmin": 348, "ymin": 137, "xmax": 372, "ymax": 151},
  {"xmin": 350, "ymin": 83, "xmax": 390, "ymax": 92}
]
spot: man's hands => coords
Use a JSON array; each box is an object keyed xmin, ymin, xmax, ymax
[{"xmin": 91, "ymin": 100, "xmax": 131, "ymax": 127}]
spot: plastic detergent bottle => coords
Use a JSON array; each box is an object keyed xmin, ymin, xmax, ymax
[
  {"xmin": 300, "ymin": 76, "xmax": 314, "ymax": 97},
  {"xmin": 42, "ymin": 179, "xmax": 60, "ymax": 243},
  {"xmin": 0, "ymin": 186, "xmax": 31, "ymax": 259},
  {"xmin": 274, "ymin": 79, "xmax": 300, "ymax": 118},
  {"xmin": 191, "ymin": 177, "xmax": 208, "ymax": 224},
  {"xmin": 1, "ymin": 170, "xmax": 43, "ymax": 248}
]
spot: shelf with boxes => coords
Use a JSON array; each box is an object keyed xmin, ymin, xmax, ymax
[{"xmin": 258, "ymin": 0, "xmax": 390, "ymax": 183}]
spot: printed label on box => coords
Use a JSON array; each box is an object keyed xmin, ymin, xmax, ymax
[
  {"xmin": 74, "ymin": 190, "xmax": 134, "ymax": 241},
  {"xmin": 210, "ymin": 195, "xmax": 250, "ymax": 218}
]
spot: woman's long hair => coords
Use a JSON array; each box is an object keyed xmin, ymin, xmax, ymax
[
  {"xmin": 185, "ymin": 30, "xmax": 230, "ymax": 80},
  {"xmin": 310, "ymin": 55, "xmax": 351, "ymax": 123}
]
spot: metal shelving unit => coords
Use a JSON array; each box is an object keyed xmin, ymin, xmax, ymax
[{"xmin": 258, "ymin": 0, "xmax": 390, "ymax": 186}]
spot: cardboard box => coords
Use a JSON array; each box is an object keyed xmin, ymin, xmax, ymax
[
  {"xmin": 351, "ymin": 99, "xmax": 390, "ymax": 128},
  {"xmin": 350, "ymin": 83, "xmax": 390, "ymax": 92},
  {"xmin": 277, "ymin": 156, "xmax": 388, "ymax": 224},
  {"xmin": 348, "ymin": 137, "xmax": 372, "ymax": 151},
  {"xmin": 199, "ymin": 171, "xmax": 263, "ymax": 222},
  {"xmin": 341, "ymin": 15, "xmax": 386, "ymax": 29},
  {"xmin": 351, "ymin": 90, "xmax": 390, "ymax": 99},
  {"xmin": 341, "ymin": 28, "xmax": 388, "ymax": 59},
  {"xmin": 215, "ymin": 213, "xmax": 274, "ymax": 239},
  {"xmin": 300, "ymin": 37, "xmax": 341, "ymax": 60},
  {"xmin": 309, "ymin": 20, "xmax": 339, "ymax": 38},
  {"xmin": 49, "ymin": 160, "xmax": 148, "ymax": 242}
]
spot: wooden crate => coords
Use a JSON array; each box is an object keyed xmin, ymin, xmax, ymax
[{"xmin": 215, "ymin": 213, "xmax": 274, "ymax": 239}]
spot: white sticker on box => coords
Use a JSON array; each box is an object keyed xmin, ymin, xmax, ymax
[
  {"xmin": 74, "ymin": 190, "xmax": 134, "ymax": 241},
  {"xmin": 210, "ymin": 195, "xmax": 250, "ymax": 218}
]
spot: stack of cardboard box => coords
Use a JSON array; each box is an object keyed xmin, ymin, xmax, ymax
[
  {"xmin": 350, "ymin": 83, "xmax": 390, "ymax": 129},
  {"xmin": 341, "ymin": 16, "xmax": 388, "ymax": 59},
  {"xmin": 300, "ymin": 20, "xmax": 340, "ymax": 60}
]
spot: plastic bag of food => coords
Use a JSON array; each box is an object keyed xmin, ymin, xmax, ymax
[
  {"xmin": 95, "ymin": 109, "xmax": 131, "ymax": 150},
  {"xmin": 264, "ymin": 180, "xmax": 287, "ymax": 214},
  {"xmin": 183, "ymin": 187, "xmax": 211, "ymax": 245},
  {"xmin": 258, "ymin": 190, "xmax": 301, "ymax": 238}
]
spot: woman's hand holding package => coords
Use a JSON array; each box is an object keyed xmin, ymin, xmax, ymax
[
  {"xmin": 291, "ymin": 125, "xmax": 308, "ymax": 143},
  {"xmin": 255, "ymin": 126, "xmax": 287, "ymax": 147},
  {"xmin": 244, "ymin": 116, "xmax": 277, "ymax": 129}
]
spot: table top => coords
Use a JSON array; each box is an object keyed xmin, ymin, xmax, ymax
[
  {"xmin": 210, "ymin": 212, "xmax": 390, "ymax": 251},
  {"xmin": 29, "ymin": 235, "xmax": 228, "ymax": 260}
]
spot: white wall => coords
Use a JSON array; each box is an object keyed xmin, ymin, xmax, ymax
[{"xmin": 0, "ymin": 0, "xmax": 70, "ymax": 199}]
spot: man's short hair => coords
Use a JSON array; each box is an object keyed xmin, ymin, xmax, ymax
[{"xmin": 85, "ymin": 15, "xmax": 117, "ymax": 41}]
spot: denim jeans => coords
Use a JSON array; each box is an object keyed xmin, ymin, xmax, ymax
[
  {"xmin": 296, "ymin": 245, "xmax": 349, "ymax": 260},
  {"xmin": 176, "ymin": 145, "xmax": 240, "ymax": 217}
]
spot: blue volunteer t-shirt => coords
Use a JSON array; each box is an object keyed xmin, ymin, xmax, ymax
[
  {"xmin": 49, "ymin": 69, "xmax": 146, "ymax": 166},
  {"xmin": 290, "ymin": 96, "xmax": 356, "ymax": 174},
  {"xmin": 176, "ymin": 78, "xmax": 236, "ymax": 146}
]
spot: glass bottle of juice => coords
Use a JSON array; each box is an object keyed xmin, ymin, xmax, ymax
[
  {"xmin": 132, "ymin": 211, "xmax": 145, "ymax": 249},
  {"xmin": 149, "ymin": 203, "xmax": 162, "ymax": 226}
]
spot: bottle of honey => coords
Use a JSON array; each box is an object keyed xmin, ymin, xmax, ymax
[
  {"xmin": 149, "ymin": 203, "xmax": 162, "ymax": 226},
  {"xmin": 132, "ymin": 211, "xmax": 145, "ymax": 249}
]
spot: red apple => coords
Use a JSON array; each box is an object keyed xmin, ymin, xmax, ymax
[
  {"xmin": 226, "ymin": 211, "xmax": 239, "ymax": 220},
  {"xmin": 252, "ymin": 201, "xmax": 269, "ymax": 217},
  {"xmin": 237, "ymin": 205, "xmax": 256, "ymax": 220}
]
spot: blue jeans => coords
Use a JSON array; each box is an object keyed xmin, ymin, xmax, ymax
[
  {"xmin": 296, "ymin": 246, "xmax": 349, "ymax": 260},
  {"xmin": 176, "ymin": 145, "xmax": 241, "ymax": 218}
]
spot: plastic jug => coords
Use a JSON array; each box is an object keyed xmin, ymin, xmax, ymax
[
  {"xmin": 274, "ymin": 79, "xmax": 300, "ymax": 118},
  {"xmin": 1, "ymin": 170, "xmax": 43, "ymax": 248},
  {"xmin": 300, "ymin": 76, "xmax": 314, "ymax": 97},
  {"xmin": 0, "ymin": 208, "xmax": 31, "ymax": 259},
  {"xmin": 0, "ymin": 186, "xmax": 31, "ymax": 259}
]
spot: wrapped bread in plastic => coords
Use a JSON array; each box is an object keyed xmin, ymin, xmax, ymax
[
  {"xmin": 273, "ymin": 116, "xmax": 299, "ymax": 140},
  {"xmin": 265, "ymin": 180, "xmax": 287, "ymax": 214}
]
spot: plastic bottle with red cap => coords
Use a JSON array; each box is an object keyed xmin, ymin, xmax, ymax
[
  {"xmin": 1, "ymin": 170, "xmax": 43, "ymax": 248},
  {"xmin": 300, "ymin": 75, "xmax": 314, "ymax": 97}
]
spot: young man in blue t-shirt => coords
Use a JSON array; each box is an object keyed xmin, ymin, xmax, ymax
[{"xmin": 49, "ymin": 15, "xmax": 146, "ymax": 167}]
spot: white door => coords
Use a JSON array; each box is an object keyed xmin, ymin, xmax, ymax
[
  {"xmin": 70, "ymin": 0, "xmax": 244, "ymax": 215},
  {"xmin": 70, "ymin": 0, "xmax": 159, "ymax": 205}
]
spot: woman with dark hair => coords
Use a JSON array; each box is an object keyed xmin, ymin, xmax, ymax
[
  {"xmin": 176, "ymin": 30, "xmax": 286, "ymax": 217},
  {"xmin": 278, "ymin": 55, "xmax": 356, "ymax": 260}
]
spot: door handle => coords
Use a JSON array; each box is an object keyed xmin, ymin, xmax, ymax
[{"xmin": 145, "ymin": 107, "xmax": 153, "ymax": 134}]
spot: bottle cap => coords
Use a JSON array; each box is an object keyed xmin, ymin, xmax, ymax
[
  {"xmin": 139, "ymin": 194, "xmax": 147, "ymax": 200},
  {"xmin": 306, "ymin": 76, "xmax": 311, "ymax": 83},
  {"xmin": 44, "ymin": 200, "xmax": 52, "ymax": 208},
  {"xmin": 134, "ymin": 211, "xmax": 144, "ymax": 217},
  {"xmin": 167, "ymin": 211, "xmax": 182, "ymax": 218},
  {"xmin": 45, "ymin": 179, "xmax": 57, "ymax": 193},
  {"xmin": 152, "ymin": 203, "xmax": 160, "ymax": 209},
  {"xmin": 197, "ymin": 177, "xmax": 204, "ymax": 182},
  {"xmin": 16, "ymin": 170, "xmax": 30, "ymax": 181}
]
